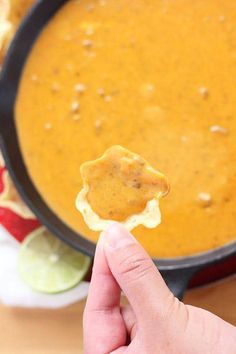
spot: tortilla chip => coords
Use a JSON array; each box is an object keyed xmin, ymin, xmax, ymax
[
  {"xmin": 76, "ymin": 145, "xmax": 169, "ymax": 232},
  {"xmin": 0, "ymin": 0, "xmax": 11, "ymax": 57},
  {"xmin": 0, "ymin": 0, "xmax": 34, "ymax": 61},
  {"xmin": 0, "ymin": 169, "xmax": 35, "ymax": 218}
]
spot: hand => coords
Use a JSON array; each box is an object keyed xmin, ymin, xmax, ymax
[{"xmin": 83, "ymin": 223, "xmax": 236, "ymax": 354}]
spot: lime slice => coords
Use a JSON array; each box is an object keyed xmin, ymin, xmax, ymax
[{"xmin": 18, "ymin": 227, "xmax": 91, "ymax": 294}]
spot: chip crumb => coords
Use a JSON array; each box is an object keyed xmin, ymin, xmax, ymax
[
  {"xmin": 198, "ymin": 192, "xmax": 212, "ymax": 207},
  {"xmin": 199, "ymin": 86, "xmax": 209, "ymax": 98},
  {"xmin": 75, "ymin": 83, "xmax": 87, "ymax": 94},
  {"xmin": 71, "ymin": 101, "xmax": 80, "ymax": 112}
]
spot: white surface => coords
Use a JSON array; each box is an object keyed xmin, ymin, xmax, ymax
[{"xmin": 0, "ymin": 225, "xmax": 89, "ymax": 308}]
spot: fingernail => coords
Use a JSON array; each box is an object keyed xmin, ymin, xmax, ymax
[{"xmin": 103, "ymin": 222, "xmax": 137, "ymax": 249}]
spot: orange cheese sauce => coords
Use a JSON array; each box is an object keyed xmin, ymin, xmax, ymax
[
  {"xmin": 80, "ymin": 145, "xmax": 169, "ymax": 221},
  {"xmin": 16, "ymin": 0, "xmax": 236, "ymax": 257}
]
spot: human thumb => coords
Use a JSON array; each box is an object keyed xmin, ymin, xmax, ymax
[{"xmin": 102, "ymin": 222, "xmax": 178, "ymax": 322}]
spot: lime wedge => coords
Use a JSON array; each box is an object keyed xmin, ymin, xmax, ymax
[{"xmin": 18, "ymin": 227, "xmax": 91, "ymax": 294}]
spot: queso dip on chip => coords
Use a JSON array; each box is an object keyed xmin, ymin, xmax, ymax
[{"xmin": 76, "ymin": 145, "xmax": 169, "ymax": 231}]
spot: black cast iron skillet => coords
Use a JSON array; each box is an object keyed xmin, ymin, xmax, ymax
[{"xmin": 0, "ymin": 0, "xmax": 236, "ymax": 299}]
